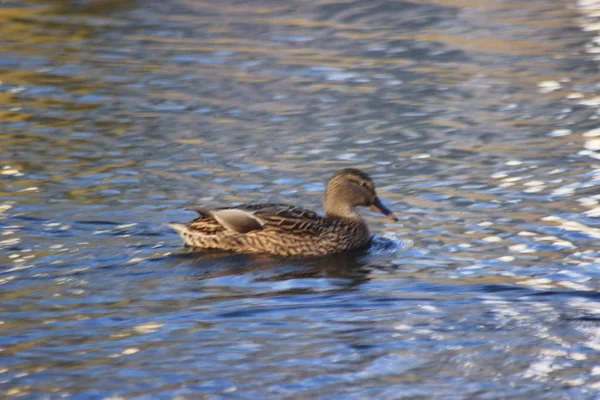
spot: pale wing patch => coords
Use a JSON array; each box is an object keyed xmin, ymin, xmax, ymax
[{"xmin": 211, "ymin": 209, "xmax": 264, "ymax": 233}]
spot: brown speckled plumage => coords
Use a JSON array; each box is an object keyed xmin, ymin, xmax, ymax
[{"xmin": 168, "ymin": 168, "xmax": 397, "ymax": 256}]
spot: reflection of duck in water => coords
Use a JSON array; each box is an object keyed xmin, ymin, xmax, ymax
[
  {"xmin": 180, "ymin": 251, "xmax": 373, "ymax": 290},
  {"xmin": 168, "ymin": 168, "xmax": 397, "ymax": 256}
]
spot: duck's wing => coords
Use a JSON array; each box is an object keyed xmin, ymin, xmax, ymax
[
  {"xmin": 184, "ymin": 209, "xmax": 226, "ymax": 235},
  {"xmin": 185, "ymin": 203, "xmax": 326, "ymax": 235},
  {"xmin": 185, "ymin": 203, "xmax": 297, "ymax": 234},
  {"xmin": 253, "ymin": 205, "xmax": 327, "ymax": 234}
]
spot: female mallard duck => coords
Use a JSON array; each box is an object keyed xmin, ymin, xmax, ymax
[{"xmin": 168, "ymin": 168, "xmax": 397, "ymax": 256}]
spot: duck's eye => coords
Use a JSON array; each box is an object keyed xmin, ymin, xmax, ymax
[{"xmin": 359, "ymin": 181, "xmax": 369, "ymax": 188}]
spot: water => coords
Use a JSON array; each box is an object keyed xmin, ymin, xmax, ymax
[{"xmin": 2, "ymin": 0, "xmax": 600, "ymax": 397}]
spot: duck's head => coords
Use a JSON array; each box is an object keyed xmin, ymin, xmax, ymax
[{"xmin": 324, "ymin": 168, "xmax": 398, "ymax": 221}]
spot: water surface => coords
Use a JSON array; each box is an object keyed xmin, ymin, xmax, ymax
[{"xmin": 2, "ymin": 0, "xmax": 600, "ymax": 398}]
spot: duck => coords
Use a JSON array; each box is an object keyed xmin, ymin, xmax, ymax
[{"xmin": 167, "ymin": 168, "xmax": 398, "ymax": 256}]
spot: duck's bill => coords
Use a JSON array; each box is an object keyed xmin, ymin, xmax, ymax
[{"xmin": 370, "ymin": 197, "xmax": 398, "ymax": 221}]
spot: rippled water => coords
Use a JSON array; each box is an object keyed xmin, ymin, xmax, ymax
[{"xmin": 2, "ymin": 0, "xmax": 600, "ymax": 397}]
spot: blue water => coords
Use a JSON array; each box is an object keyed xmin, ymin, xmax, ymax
[{"xmin": 2, "ymin": 0, "xmax": 600, "ymax": 397}]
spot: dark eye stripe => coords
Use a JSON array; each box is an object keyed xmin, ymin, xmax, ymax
[
  {"xmin": 347, "ymin": 177, "xmax": 374, "ymax": 190},
  {"xmin": 352, "ymin": 180, "xmax": 372, "ymax": 189}
]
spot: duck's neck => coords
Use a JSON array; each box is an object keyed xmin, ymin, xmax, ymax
[{"xmin": 324, "ymin": 201, "xmax": 363, "ymax": 222}]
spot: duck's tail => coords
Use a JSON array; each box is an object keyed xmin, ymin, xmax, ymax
[
  {"xmin": 166, "ymin": 223, "xmax": 199, "ymax": 247},
  {"xmin": 166, "ymin": 222, "xmax": 187, "ymax": 234}
]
